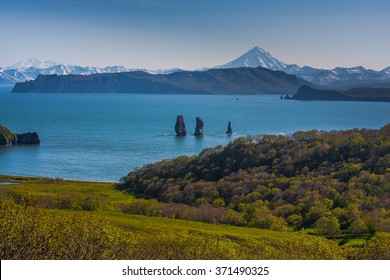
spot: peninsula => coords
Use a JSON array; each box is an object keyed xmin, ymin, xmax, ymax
[
  {"xmin": 291, "ymin": 85, "xmax": 390, "ymax": 102},
  {"xmin": 12, "ymin": 67, "xmax": 312, "ymax": 95}
]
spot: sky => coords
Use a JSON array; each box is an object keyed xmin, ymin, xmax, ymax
[{"xmin": 1, "ymin": 0, "xmax": 389, "ymax": 70}]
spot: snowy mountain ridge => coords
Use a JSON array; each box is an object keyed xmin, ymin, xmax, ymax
[
  {"xmin": 7, "ymin": 58, "xmax": 59, "ymax": 71},
  {"xmin": 2, "ymin": 48, "xmax": 390, "ymax": 88},
  {"xmin": 0, "ymin": 60, "xmax": 183, "ymax": 85},
  {"xmin": 215, "ymin": 46, "xmax": 390, "ymax": 88}
]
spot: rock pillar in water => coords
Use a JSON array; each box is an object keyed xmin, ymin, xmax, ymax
[
  {"xmin": 175, "ymin": 115, "xmax": 186, "ymax": 136},
  {"xmin": 194, "ymin": 117, "xmax": 204, "ymax": 136},
  {"xmin": 16, "ymin": 132, "xmax": 40, "ymax": 144},
  {"xmin": 226, "ymin": 121, "xmax": 233, "ymax": 134}
]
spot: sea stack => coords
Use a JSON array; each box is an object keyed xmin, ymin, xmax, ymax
[
  {"xmin": 226, "ymin": 121, "xmax": 233, "ymax": 134},
  {"xmin": 194, "ymin": 117, "xmax": 204, "ymax": 136},
  {"xmin": 175, "ymin": 115, "xmax": 186, "ymax": 136},
  {"xmin": 16, "ymin": 132, "xmax": 40, "ymax": 144}
]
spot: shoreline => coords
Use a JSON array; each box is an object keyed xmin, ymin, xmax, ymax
[{"xmin": 0, "ymin": 174, "xmax": 117, "ymax": 184}]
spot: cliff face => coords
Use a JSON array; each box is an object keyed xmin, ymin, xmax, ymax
[{"xmin": 12, "ymin": 67, "xmax": 313, "ymax": 95}]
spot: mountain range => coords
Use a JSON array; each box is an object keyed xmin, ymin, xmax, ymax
[
  {"xmin": 0, "ymin": 58, "xmax": 183, "ymax": 86},
  {"xmin": 217, "ymin": 47, "xmax": 390, "ymax": 89},
  {"xmin": 2, "ymin": 47, "xmax": 390, "ymax": 89},
  {"xmin": 12, "ymin": 67, "xmax": 312, "ymax": 95}
]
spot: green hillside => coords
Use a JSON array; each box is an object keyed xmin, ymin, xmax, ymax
[
  {"xmin": 0, "ymin": 175, "xmax": 389, "ymax": 259},
  {"xmin": 119, "ymin": 125, "xmax": 390, "ymax": 239}
]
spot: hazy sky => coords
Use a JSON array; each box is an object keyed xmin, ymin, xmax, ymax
[{"xmin": 1, "ymin": 0, "xmax": 389, "ymax": 70}]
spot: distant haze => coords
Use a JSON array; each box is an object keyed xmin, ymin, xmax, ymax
[{"xmin": 1, "ymin": 0, "xmax": 389, "ymax": 70}]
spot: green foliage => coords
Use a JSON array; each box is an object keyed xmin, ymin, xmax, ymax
[
  {"xmin": 361, "ymin": 232, "xmax": 390, "ymax": 259},
  {"xmin": 2, "ymin": 124, "xmax": 390, "ymax": 260},
  {"xmin": 0, "ymin": 197, "xmax": 134, "ymax": 259},
  {"xmin": 0, "ymin": 195, "xmax": 349, "ymax": 260},
  {"xmin": 1, "ymin": 179, "xmax": 389, "ymax": 260},
  {"xmin": 118, "ymin": 125, "xmax": 390, "ymax": 237},
  {"xmin": 314, "ymin": 216, "xmax": 341, "ymax": 237}
]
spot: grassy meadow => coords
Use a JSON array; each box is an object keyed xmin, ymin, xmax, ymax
[{"xmin": 1, "ymin": 174, "xmax": 388, "ymax": 260}]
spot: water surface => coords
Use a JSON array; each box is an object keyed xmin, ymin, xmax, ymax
[{"xmin": 1, "ymin": 87, "xmax": 389, "ymax": 181}]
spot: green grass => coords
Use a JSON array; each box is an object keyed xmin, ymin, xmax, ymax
[
  {"xmin": 0, "ymin": 174, "xmax": 295, "ymax": 241},
  {"xmin": 94, "ymin": 210, "xmax": 294, "ymax": 240},
  {"xmin": 3, "ymin": 174, "xmax": 383, "ymax": 260},
  {"xmin": 0, "ymin": 175, "xmax": 135, "ymax": 212},
  {"xmin": 0, "ymin": 174, "xmax": 134, "ymax": 204}
]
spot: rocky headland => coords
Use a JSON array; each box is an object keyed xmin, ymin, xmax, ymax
[
  {"xmin": 0, "ymin": 125, "xmax": 40, "ymax": 145},
  {"xmin": 291, "ymin": 85, "xmax": 390, "ymax": 102}
]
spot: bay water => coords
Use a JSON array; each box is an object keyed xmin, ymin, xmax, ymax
[{"xmin": 1, "ymin": 86, "xmax": 389, "ymax": 182}]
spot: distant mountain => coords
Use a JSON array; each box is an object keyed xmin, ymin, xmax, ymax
[
  {"xmin": 217, "ymin": 46, "xmax": 287, "ymax": 70},
  {"xmin": 382, "ymin": 67, "xmax": 390, "ymax": 74},
  {"xmin": 0, "ymin": 59, "xmax": 183, "ymax": 85},
  {"xmin": 2, "ymin": 48, "xmax": 390, "ymax": 88},
  {"xmin": 0, "ymin": 67, "xmax": 28, "ymax": 85},
  {"xmin": 7, "ymin": 58, "xmax": 59, "ymax": 71},
  {"xmin": 296, "ymin": 66, "xmax": 390, "ymax": 89},
  {"xmin": 217, "ymin": 47, "xmax": 390, "ymax": 89},
  {"xmin": 12, "ymin": 67, "xmax": 313, "ymax": 94}
]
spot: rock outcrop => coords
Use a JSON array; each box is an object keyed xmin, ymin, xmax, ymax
[
  {"xmin": 16, "ymin": 132, "xmax": 40, "ymax": 144},
  {"xmin": 0, "ymin": 125, "xmax": 17, "ymax": 145},
  {"xmin": 226, "ymin": 121, "xmax": 233, "ymax": 134},
  {"xmin": 0, "ymin": 124, "xmax": 40, "ymax": 145},
  {"xmin": 175, "ymin": 115, "xmax": 186, "ymax": 136},
  {"xmin": 194, "ymin": 117, "xmax": 204, "ymax": 136}
]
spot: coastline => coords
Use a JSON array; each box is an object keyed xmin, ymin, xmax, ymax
[{"xmin": 0, "ymin": 174, "xmax": 118, "ymax": 184}]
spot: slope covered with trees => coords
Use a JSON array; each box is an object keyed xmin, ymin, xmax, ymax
[{"xmin": 119, "ymin": 125, "xmax": 390, "ymax": 237}]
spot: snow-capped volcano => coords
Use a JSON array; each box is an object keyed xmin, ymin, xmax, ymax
[
  {"xmin": 215, "ymin": 46, "xmax": 390, "ymax": 88},
  {"xmin": 7, "ymin": 58, "xmax": 59, "ymax": 71},
  {"xmin": 217, "ymin": 46, "xmax": 287, "ymax": 70}
]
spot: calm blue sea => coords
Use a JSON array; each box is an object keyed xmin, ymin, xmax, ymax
[{"xmin": 1, "ymin": 86, "xmax": 389, "ymax": 182}]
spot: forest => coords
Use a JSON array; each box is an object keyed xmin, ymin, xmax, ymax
[{"xmin": 119, "ymin": 125, "xmax": 390, "ymax": 237}]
